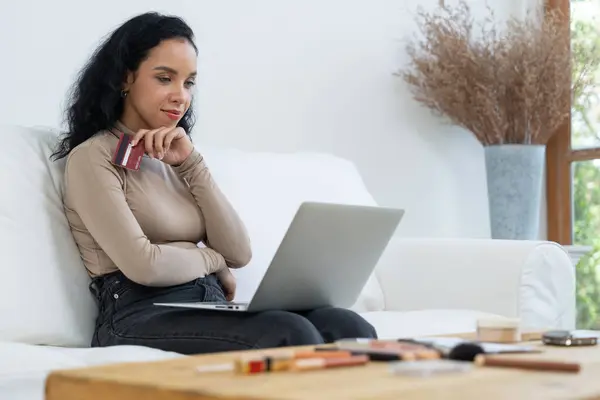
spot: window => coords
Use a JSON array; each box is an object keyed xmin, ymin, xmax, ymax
[
  {"xmin": 547, "ymin": 0, "xmax": 600, "ymax": 247},
  {"xmin": 547, "ymin": 0, "xmax": 600, "ymax": 330}
]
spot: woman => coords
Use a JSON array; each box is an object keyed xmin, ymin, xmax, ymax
[{"xmin": 52, "ymin": 12, "xmax": 377, "ymax": 355}]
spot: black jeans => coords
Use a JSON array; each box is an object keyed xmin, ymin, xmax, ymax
[{"xmin": 89, "ymin": 271, "xmax": 377, "ymax": 355}]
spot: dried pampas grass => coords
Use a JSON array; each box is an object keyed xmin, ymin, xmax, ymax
[{"xmin": 397, "ymin": 1, "xmax": 594, "ymax": 146}]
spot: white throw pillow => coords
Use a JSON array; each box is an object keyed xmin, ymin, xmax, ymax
[{"xmin": 0, "ymin": 124, "xmax": 97, "ymax": 347}]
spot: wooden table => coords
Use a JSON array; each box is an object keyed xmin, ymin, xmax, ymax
[{"xmin": 45, "ymin": 333, "xmax": 600, "ymax": 400}]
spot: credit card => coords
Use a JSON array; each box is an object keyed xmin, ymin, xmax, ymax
[{"xmin": 112, "ymin": 132, "xmax": 144, "ymax": 170}]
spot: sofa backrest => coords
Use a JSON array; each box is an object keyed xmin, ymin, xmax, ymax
[{"xmin": 0, "ymin": 125, "xmax": 386, "ymax": 347}]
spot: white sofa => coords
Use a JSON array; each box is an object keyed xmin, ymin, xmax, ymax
[{"xmin": 0, "ymin": 124, "xmax": 575, "ymax": 400}]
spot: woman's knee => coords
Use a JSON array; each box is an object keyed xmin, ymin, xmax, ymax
[
  {"xmin": 253, "ymin": 310, "xmax": 324, "ymax": 348},
  {"xmin": 304, "ymin": 307, "xmax": 377, "ymax": 342}
]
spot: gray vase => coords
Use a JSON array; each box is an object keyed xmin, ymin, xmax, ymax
[{"xmin": 484, "ymin": 144, "xmax": 546, "ymax": 240}]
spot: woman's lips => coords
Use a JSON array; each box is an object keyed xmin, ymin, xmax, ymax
[{"xmin": 163, "ymin": 110, "xmax": 181, "ymax": 120}]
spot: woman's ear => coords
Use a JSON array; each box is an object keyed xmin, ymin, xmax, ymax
[{"xmin": 122, "ymin": 71, "xmax": 135, "ymax": 92}]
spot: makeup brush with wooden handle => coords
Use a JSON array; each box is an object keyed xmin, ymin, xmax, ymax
[{"xmin": 448, "ymin": 343, "xmax": 580, "ymax": 373}]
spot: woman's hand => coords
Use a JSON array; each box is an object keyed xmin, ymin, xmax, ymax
[
  {"xmin": 216, "ymin": 267, "xmax": 236, "ymax": 302},
  {"xmin": 131, "ymin": 126, "xmax": 194, "ymax": 166}
]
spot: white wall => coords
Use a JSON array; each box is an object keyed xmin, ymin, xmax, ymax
[{"xmin": 0, "ymin": 0, "xmax": 536, "ymax": 239}]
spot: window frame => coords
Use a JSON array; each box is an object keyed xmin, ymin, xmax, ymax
[{"xmin": 545, "ymin": 0, "xmax": 600, "ymax": 245}]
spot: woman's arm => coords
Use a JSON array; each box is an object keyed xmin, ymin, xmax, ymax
[
  {"xmin": 173, "ymin": 149, "xmax": 252, "ymax": 268},
  {"xmin": 65, "ymin": 143, "xmax": 227, "ymax": 287}
]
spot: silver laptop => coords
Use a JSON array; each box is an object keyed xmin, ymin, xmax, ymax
[{"xmin": 154, "ymin": 201, "xmax": 404, "ymax": 312}]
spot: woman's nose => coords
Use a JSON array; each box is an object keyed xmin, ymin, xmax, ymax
[{"xmin": 169, "ymin": 84, "xmax": 188, "ymax": 104}]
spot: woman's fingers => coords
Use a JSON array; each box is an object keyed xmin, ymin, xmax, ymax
[
  {"xmin": 131, "ymin": 127, "xmax": 178, "ymax": 159},
  {"xmin": 138, "ymin": 127, "xmax": 166, "ymax": 158},
  {"xmin": 162, "ymin": 127, "xmax": 181, "ymax": 155},
  {"xmin": 144, "ymin": 129, "xmax": 157, "ymax": 157},
  {"xmin": 131, "ymin": 129, "xmax": 148, "ymax": 147},
  {"xmin": 153, "ymin": 128, "xmax": 172, "ymax": 158}
]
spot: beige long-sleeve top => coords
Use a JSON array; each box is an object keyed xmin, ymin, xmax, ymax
[{"xmin": 63, "ymin": 121, "xmax": 252, "ymax": 286}]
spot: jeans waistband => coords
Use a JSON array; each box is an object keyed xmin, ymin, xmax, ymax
[
  {"xmin": 89, "ymin": 270, "xmax": 123, "ymax": 301},
  {"xmin": 88, "ymin": 270, "xmax": 221, "ymax": 301}
]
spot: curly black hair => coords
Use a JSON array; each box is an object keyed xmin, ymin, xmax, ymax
[{"xmin": 51, "ymin": 12, "xmax": 198, "ymax": 160}]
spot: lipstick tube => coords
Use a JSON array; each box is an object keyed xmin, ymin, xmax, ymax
[{"xmin": 294, "ymin": 350, "xmax": 353, "ymax": 359}]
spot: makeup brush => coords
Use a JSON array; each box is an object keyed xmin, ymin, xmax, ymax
[{"xmin": 448, "ymin": 343, "xmax": 580, "ymax": 373}]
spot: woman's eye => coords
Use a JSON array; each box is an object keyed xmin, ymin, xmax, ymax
[
  {"xmin": 157, "ymin": 76, "xmax": 171, "ymax": 83},
  {"xmin": 185, "ymin": 81, "xmax": 196, "ymax": 88}
]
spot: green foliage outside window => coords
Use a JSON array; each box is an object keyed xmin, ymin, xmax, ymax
[{"xmin": 571, "ymin": 2, "xmax": 600, "ymax": 329}]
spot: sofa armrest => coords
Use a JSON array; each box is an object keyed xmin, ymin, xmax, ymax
[{"xmin": 374, "ymin": 238, "xmax": 575, "ymax": 330}]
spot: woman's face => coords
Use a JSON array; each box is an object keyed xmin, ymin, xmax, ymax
[{"xmin": 121, "ymin": 38, "xmax": 197, "ymax": 132}]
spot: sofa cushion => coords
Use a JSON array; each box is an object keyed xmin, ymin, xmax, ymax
[
  {"xmin": 0, "ymin": 341, "xmax": 181, "ymax": 377},
  {"xmin": 361, "ymin": 309, "xmax": 509, "ymax": 340},
  {"xmin": 0, "ymin": 341, "xmax": 181, "ymax": 400},
  {"xmin": 0, "ymin": 124, "xmax": 97, "ymax": 347}
]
